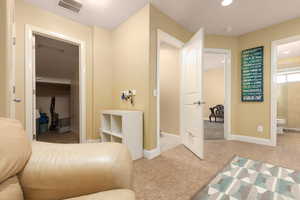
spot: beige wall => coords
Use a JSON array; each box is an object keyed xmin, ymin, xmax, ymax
[
  {"xmin": 15, "ymin": 0, "xmax": 114, "ymax": 139},
  {"xmin": 278, "ymin": 56, "xmax": 300, "ymax": 69},
  {"xmin": 236, "ymin": 17, "xmax": 300, "ymax": 139},
  {"xmin": 0, "ymin": 0, "xmax": 7, "ymax": 117},
  {"xmin": 92, "ymin": 26, "xmax": 113, "ymax": 139},
  {"xmin": 14, "ymin": 1, "xmax": 300, "ymax": 148},
  {"xmin": 203, "ymin": 67, "xmax": 225, "ymax": 119},
  {"xmin": 277, "ymin": 82, "xmax": 300, "ymax": 129},
  {"xmin": 159, "ymin": 43, "xmax": 180, "ymax": 135},
  {"xmin": 111, "ymin": 5, "xmax": 150, "ymax": 148},
  {"xmin": 277, "ymin": 84, "xmax": 288, "ymax": 119}
]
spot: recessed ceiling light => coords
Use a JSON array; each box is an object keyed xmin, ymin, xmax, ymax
[
  {"xmin": 221, "ymin": 60, "xmax": 225, "ymax": 64},
  {"xmin": 222, "ymin": 0, "xmax": 233, "ymax": 7}
]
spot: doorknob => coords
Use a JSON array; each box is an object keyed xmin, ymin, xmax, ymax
[
  {"xmin": 193, "ymin": 101, "xmax": 206, "ymax": 105},
  {"xmin": 188, "ymin": 131, "xmax": 196, "ymax": 138},
  {"xmin": 13, "ymin": 98, "xmax": 21, "ymax": 103}
]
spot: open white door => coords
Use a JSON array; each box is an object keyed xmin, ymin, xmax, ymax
[
  {"xmin": 181, "ymin": 29, "xmax": 205, "ymax": 159},
  {"xmin": 32, "ymin": 34, "xmax": 37, "ymax": 140}
]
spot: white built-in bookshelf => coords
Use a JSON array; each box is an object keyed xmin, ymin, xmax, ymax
[{"xmin": 100, "ymin": 110, "xmax": 143, "ymax": 160}]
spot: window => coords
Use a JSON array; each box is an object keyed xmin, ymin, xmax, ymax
[
  {"xmin": 276, "ymin": 71, "xmax": 300, "ymax": 84},
  {"xmin": 287, "ymin": 73, "xmax": 300, "ymax": 82},
  {"xmin": 276, "ymin": 75, "xmax": 287, "ymax": 84}
]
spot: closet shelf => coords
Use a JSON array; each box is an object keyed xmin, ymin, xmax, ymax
[
  {"xmin": 36, "ymin": 77, "xmax": 71, "ymax": 85},
  {"xmin": 101, "ymin": 129, "xmax": 123, "ymax": 138}
]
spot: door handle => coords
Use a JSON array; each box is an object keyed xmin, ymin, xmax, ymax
[
  {"xmin": 188, "ymin": 131, "xmax": 196, "ymax": 138},
  {"xmin": 13, "ymin": 98, "xmax": 21, "ymax": 103},
  {"xmin": 193, "ymin": 101, "xmax": 206, "ymax": 105}
]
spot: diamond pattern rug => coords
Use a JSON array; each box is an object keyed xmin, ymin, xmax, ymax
[{"xmin": 192, "ymin": 156, "xmax": 300, "ymax": 200}]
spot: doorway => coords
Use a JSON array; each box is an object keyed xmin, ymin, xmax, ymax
[
  {"xmin": 271, "ymin": 36, "xmax": 300, "ymax": 145},
  {"xmin": 25, "ymin": 25, "xmax": 86, "ymax": 143},
  {"xmin": 156, "ymin": 29, "xmax": 206, "ymax": 159},
  {"xmin": 159, "ymin": 42, "xmax": 182, "ymax": 152},
  {"xmin": 35, "ymin": 35, "xmax": 79, "ymax": 143},
  {"xmin": 157, "ymin": 31, "xmax": 184, "ymax": 153},
  {"xmin": 203, "ymin": 49, "xmax": 231, "ymax": 141}
]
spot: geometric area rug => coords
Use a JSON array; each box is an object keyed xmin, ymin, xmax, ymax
[{"xmin": 192, "ymin": 156, "xmax": 300, "ymax": 200}]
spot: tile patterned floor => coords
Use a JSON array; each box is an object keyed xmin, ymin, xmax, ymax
[{"xmin": 133, "ymin": 133, "xmax": 300, "ymax": 200}]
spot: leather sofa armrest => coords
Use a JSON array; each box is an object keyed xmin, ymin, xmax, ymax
[{"xmin": 19, "ymin": 142, "xmax": 133, "ymax": 200}]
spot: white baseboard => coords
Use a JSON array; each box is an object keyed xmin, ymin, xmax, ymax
[
  {"xmin": 86, "ymin": 139, "xmax": 101, "ymax": 143},
  {"xmin": 228, "ymin": 134, "xmax": 275, "ymax": 147},
  {"xmin": 160, "ymin": 132, "xmax": 180, "ymax": 138},
  {"xmin": 144, "ymin": 147, "xmax": 161, "ymax": 160}
]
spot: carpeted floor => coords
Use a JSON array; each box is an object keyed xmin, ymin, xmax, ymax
[{"xmin": 133, "ymin": 133, "xmax": 300, "ymax": 200}]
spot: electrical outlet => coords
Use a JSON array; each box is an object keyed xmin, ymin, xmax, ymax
[{"xmin": 257, "ymin": 125, "xmax": 264, "ymax": 133}]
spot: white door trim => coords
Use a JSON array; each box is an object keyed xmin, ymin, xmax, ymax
[
  {"xmin": 270, "ymin": 35, "xmax": 300, "ymax": 147},
  {"xmin": 203, "ymin": 48, "xmax": 232, "ymax": 140},
  {"xmin": 25, "ymin": 24, "xmax": 86, "ymax": 143},
  {"xmin": 6, "ymin": 0, "xmax": 16, "ymax": 118},
  {"xmin": 155, "ymin": 29, "xmax": 184, "ymax": 158}
]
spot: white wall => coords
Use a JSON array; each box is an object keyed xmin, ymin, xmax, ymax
[{"xmin": 37, "ymin": 96, "xmax": 70, "ymax": 119}]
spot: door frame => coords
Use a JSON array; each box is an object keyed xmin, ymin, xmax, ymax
[
  {"xmin": 25, "ymin": 24, "xmax": 86, "ymax": 143},
  {"xmin": 156, "ymin": 29, "xmax": 184, "ymax": 153},
  {"xmin": 156, "ymin": 30, "xmax": 232, "ymax": 156},
  {"xmin": 203, "ymin": 48, "xmax": 232, "ymax": 140},
  {"xmin": 270, "ymin": 35, "xmax": 300, "ymax": 146},
  {"xmin": 6, "ymin": 0, "xmax": 16, "ymax": 118}
]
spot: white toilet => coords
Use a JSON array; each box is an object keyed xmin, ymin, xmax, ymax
[{"xmin": 277, "ymin": 118, "xmax": 286, "ymax": 134}]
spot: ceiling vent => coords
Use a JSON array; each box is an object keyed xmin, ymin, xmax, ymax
[{"xmin": 58, "ymin": 0, "xmax": 82, "ymax": 13}]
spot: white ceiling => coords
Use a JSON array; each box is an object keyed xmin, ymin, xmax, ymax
[
  {"xmin": 278, "ymin": 40, "xmax": 300, "ymax": 59},
  {"xmin": 25, "ymin": 0, "xmax": 300, "ymax": 36},
  {"xmin": 203, "ymin": 53, "xmax": 225, "ymax": 71},
  {"xmin": 150, "ymin": 0, "xmax": 300, "ymax": 36},
  {"xmin": 24, "ymin": 0, "xmax": 148, "ymax": 30}
]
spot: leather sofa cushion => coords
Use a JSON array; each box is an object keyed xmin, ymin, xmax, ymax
[
  {"xmin": 65, "ymin": 189, "xmax": 135, "ymax": 200},
  {"xmin": 20, "ymin": 142, "xmax": 133, "ymax": 200},
  {"xmin": 0, "ymin": 176, "xmax": 24, "ymax": 200},
  {"xmin": 0, "ymin": 118, "xmax": 31, "ymax": 183}
]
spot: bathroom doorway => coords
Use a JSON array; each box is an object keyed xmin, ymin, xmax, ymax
[
  {"xmin": 274, "ymin": 39, "xmax": 300, "ymax": 138},
  {"xmin": 271, "ymin": 36, "xmax": 300, "ymax": 145}
]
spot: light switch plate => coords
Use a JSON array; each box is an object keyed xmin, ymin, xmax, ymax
[{"xmin": 257, "ymin": 125, "xmax": 264, "ymax": 133}]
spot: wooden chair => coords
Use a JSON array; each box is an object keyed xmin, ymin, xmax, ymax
[{"xmin": 209, "ymin": 105, "xmax": 224, "ymax": 123}]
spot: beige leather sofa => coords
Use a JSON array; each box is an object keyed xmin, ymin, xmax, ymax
[{"xmin": 0, "ymin": 118, "xmax": 135, "ymax": 200}]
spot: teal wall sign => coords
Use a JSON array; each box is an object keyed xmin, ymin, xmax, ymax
[{"xmin": 241, "ymin": 46, "xmax": 264, "ymax": 102}]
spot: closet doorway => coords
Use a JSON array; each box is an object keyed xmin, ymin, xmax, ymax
[{"xmin": 25, "ymin": 25, "xmax": 86, "ymax": 143}]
